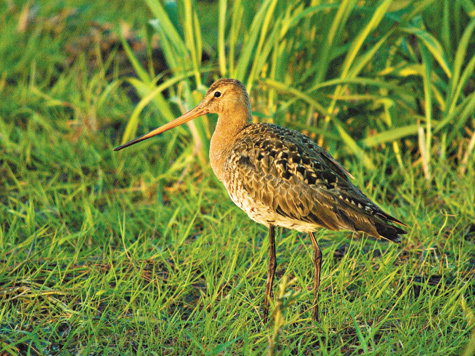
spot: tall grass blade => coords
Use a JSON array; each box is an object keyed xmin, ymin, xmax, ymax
[
  {"xmin": 218, "ymin": 0, "xmax": 227, "ymax": 77},
  {"xmin": 446, "ymin": 18, "xmax": 475, "ymax": 115},
  {"xmin": 401, "ymin": 25, "xmax": 452, "ymax": 78},
  {"xmin": 314, "ymin": 0, "xmax": 357, "ymax": 85},
  {"xmin": 420, "ymin": 42, "xmax": 433, "ymax": 179}
]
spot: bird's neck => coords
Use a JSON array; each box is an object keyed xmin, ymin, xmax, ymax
[{"xmin": 210, "ymin": 105, "xmax": 252, "ymax": 181}]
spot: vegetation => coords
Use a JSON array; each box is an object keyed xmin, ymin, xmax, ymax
[{"xmin": 1, "ymin": 0, "xmax": 474, "ymax": 354}]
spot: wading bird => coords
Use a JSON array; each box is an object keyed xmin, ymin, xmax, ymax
[{"xmin": 114, "ymin": 79, "xmax": 406, "ymax": 321}]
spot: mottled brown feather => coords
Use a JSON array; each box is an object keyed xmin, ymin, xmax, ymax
[{"xmin": 223, "ymin": 123, "xmax": 406, "ymax": 242}]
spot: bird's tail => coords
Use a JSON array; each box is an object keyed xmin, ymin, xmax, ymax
[
  {"xmin": 372, "ymin": 218, "xmax": 407, "ymax": 243},
  {"xmin": 335, "ymin": 206, "xmax": 407, "ymax": 243}
]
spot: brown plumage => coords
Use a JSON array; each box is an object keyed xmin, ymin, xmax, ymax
[
  {"xmin": 224, "ymin": 122, "xmax": 406, "ymax": 241},
  {"xmin": 114, "ymin": 78, "xmax": 407, "ymax": 322}
]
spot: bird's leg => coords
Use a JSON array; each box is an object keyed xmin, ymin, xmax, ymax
[
  {"xmin": 264, "ymin": 225, "xmax": 276, "ymax": 322},
  {"xmin": 309, "ymin": 232, "xmax": 323, "ymax": 321}
]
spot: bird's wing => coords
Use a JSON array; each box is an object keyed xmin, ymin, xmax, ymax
[{"xmin": 225, "ymin": 123, "xmax": 406, "ymax": 241}]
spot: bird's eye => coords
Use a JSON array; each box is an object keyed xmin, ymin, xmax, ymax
[{"xmin": 214, "ymin": 91, "xmax": 222, "ymax": 98}]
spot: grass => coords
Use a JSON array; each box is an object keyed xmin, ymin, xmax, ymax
[{"xmin": 1, "ymin": 0, "xmax": 475, "ymax": 354}]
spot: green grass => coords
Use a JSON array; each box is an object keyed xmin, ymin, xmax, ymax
[{"xmin": 1, "ymin": 0, "xmax": 475, "ymax": 354}]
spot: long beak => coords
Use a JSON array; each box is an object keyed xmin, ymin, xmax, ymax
[{"xmin": 114, "ymin": 104, "xmax": 208, "ymax": 151}]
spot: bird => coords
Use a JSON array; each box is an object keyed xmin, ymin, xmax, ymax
[{"xmin": 114, "ymin": 78, "xmax": 407, "ymax": 322}]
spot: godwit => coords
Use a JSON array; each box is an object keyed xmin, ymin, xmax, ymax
[{"xmin": 114, "ymin": 78, "xmax": 407, "ymax": 321}]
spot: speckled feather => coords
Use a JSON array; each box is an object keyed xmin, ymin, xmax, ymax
[{"xmin": 223, "ymin": 123, "xmax": 406, "ymax": 242}]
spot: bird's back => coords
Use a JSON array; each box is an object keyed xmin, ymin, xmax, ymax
[{"xmin": 222, "ymin": 123, "xmax": 406, "ymax": 242}]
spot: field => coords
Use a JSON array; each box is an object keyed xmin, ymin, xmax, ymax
[{"xmin": 1, "ymin": 0, "xmax": 475, "ymax": 354}]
